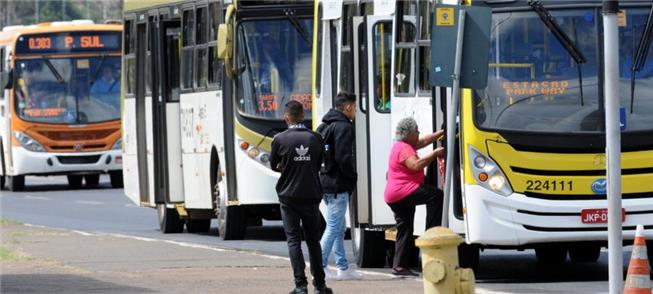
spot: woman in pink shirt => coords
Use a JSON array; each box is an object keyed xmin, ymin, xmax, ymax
[{"xmin": 384, "ymin": 117, "xmax": 444, "ymax": 276}]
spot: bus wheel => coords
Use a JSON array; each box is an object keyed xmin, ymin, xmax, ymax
[
  {"xmin": 186, "ymin": 219, "xmax": 211, "ymax": 233},
  {"xmin": 7, "ymin": 176, "xmax": 25, "ymax": 192},
  {"xmin": 351, "ymin": 225, "xmax": 386, "ymax": 268},
  {"xmin": 84, "ymin": 175, "xmax": 100, "ymax": 187},
  {"xmin": 569, "ymin": 245, "xmax": 601, "ymax": 263},
  {"xmin": 157, "ymin": 203, "xmax": 184, "ymax": 233},
  {"xmin": 109, "ymin": 171, "xmax": 123, "ymax": 188},
  {"xmin": 215, "ymin": 181, "xmax": 246, "ymax": 240},
  {"xmin": 458, "ymin": 243, "xmax": 480, "ymax": 272},
  {"xmin": 0, "ymin": 175, "xmax": 5, "ymax": 190},
  {"xmin": 535, "ymin": 246, "xmax": 568, "ymax": 264},
  {"xmin": 67, "ymin": 175, "xmax": 83, "ymax": 189}
]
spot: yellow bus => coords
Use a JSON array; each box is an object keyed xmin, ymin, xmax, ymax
[
  {"xmin": 121, "ymin": 0, "xmax": 313, "ymax": 237},
  {"xmin": 313, "ymin": 0, "xmax": 653, "ymax": 269},
  {"xmin": 0, "ymin": 21, "xmax": 123, "ymax": 191}
]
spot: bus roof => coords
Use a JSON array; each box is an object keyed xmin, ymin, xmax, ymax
[{"xmin": 0, "ymin": 22, "xmax": 122, "ymax": 48}]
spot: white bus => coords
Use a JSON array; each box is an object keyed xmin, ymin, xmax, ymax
[
  {"xmin": 122, "ymin": 0, "xmax": 314, "ymax": 238},
  {"xmin": 313, "ymin": 0, "xmax": 653, "ymax": 270}
]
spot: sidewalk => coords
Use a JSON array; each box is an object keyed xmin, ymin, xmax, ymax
[{"xmin": 0, "ymin": 222, "xmax": 424, "ymax": 294}]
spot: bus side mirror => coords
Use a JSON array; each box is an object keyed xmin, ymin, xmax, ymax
[{"xmin": 217, "ymin": 24, "xmax": 231, "ymax": 60}]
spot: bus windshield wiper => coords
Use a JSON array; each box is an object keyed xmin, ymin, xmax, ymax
[
  {"xmin": 528, "ymin": 0, "xmax": 587, "ymax": 105},
  {"xmin": 630, "ymin": 3, "xmax": 653, "ymax": 113},
  {"xmin": 285, "ymin": 11, "xmax": 309, "ymax": 43},
  {"xmin": 43, "ymin": 58, "xmax": 65, "ymax": 84}
]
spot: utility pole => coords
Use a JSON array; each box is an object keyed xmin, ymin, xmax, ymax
[
  {"xmin": 62, "ymin": 0, "xmax": 66, "ymax": 21},
  {"xmin": 602, "ymin": 1, "xmax": 623, "ymax": 293}
]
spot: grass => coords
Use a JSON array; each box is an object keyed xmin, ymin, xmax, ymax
[
  {"xmin": 0, "ymin": 246, "xmax": 31, "ymax": 261},
  {"xmin": 0, "ymin": 218, "xmax": 23, "ymax": 226}
]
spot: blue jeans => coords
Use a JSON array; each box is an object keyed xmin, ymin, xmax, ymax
[{"xmin": 320, "ymin": 192, "xmax": 349, "ymax": 271}]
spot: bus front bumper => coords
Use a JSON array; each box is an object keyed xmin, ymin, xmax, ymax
[
  {"xmin": 10, "ymin": 147, "xmax": 122, "ymax": 176},
  {"xmin": 463, "ymin": 185, "xmax": 653, "ymax": 247}
]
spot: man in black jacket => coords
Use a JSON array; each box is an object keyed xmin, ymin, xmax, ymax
[
  {"xmin": 316, "ymin": 92, "xmax": 361, "ymax": 280},
  {"xmin": 270, "ymin": 100, "xmax": 333, "ymax": 294}
]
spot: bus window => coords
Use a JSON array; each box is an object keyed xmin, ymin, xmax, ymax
[
  {"xmin": 125, "ymin": 20, "xmax": 136, "ymax": 95},
  {"xmin": 618, "ymin": 8, "xmax": 653, "ymax": 132},
  {"xmin": 339, "ymin": 5, "xmax": 356, "ymax": 94},
  {"xmin": 182, "ymin": 8, "xmax": 195, "ymax": 90},
  {"xmin": 15, "ymin": 57, "xmax": 121, "ymax": 124},
  {"xmin": 395, "ymin": 23, "xmax": 415, "ymax": 96},
  {"xmin": 196, "ymin": 6, "xmax": 208, "ymax": 89},
  {"xmin": 208, "ymin": 2, "xmax": 222, "ymax": 88},
  {"xmin": 474, "ymin": 9, "xmax": 600, "ymax": 133},
  {"xmin": 235, "ymin": 18, "xmax": 314, "ymax": 119},
  {"xmin": 373, "ymin": 22, "xmax": 392, "ymax": 113}
]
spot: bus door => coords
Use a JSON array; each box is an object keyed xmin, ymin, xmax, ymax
[
  {"xmin": 158, "ymin": 18, "xmax": 184, "ymax": 202},
  {"xmin": 353, "ymin": 14, "xmax": 395, "ymax": 228},
  {"xmin": 134, "ymin": 17, "xmax": 152, "ymax": 205},
  {"xmin": 151, "ymin": 11, "xmax": 185, "ymax": 205},
  {"xmin": 388, "ymin": 16, "xmax": 436, "ymax": 235}
]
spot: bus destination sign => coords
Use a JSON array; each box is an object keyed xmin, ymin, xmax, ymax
[{"xmin": 15, "ymin": 32, "xmax": 121, "ymax": 54}]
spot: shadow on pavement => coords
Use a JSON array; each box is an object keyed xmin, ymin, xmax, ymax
[
  {"xmin": 476, "ymin": 252, "xmax": 611, "ymax": 283},
  {"xmin": 0, "ymin": 274, "xmax": 154, "ymax": 293}
]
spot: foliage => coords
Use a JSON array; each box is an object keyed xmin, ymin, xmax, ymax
[{"xmin": 1, "ymin": 0, "xmax": 123, "ymax": 28}]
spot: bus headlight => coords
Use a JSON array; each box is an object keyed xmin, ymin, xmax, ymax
[
  {"xmin": 14, "ymin": 131, "xmax": 46, "ymax": 152},
  {"xmin": 468, "ymin": 145, "xmax": 512, "ymax": 196},
  {"xmin": 112, "ymin": 138, "xmax": 122, "ymax": 150}
]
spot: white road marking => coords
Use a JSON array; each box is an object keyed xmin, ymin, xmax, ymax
[
  {"xmin": 21, "ymin": 223, "xmax": 504, "ymax": 291},
  {"xmin": 74, "ymin": 200, "xmax": 104, "ymax": 206},
  {"xmin": 24, "ymin": 195, "xmax": 51, "ymax": 200}
]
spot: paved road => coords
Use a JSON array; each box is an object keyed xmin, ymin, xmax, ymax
[{"xmin": 0, "ymin": 176, "xmax": 641, "ymax": 293}]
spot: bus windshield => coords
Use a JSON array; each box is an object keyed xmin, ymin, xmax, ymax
[
  {"xmin": 235, "ymin": 17, "xmax": 313, "ymax": 120},
  {"xmin": 14, "ymin": 56, "xmax": 121, "ymax": 124},
  {"xmin": 474, "ymin": 8, "xmax": 653, "ymax": 134}
]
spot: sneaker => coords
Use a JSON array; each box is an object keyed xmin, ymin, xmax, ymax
[
  {"xmin": 314, "ymin": 286, "xmax": 334, "ymax": 294},
  {"xmin": 391, "ymin": 267, "xmax": 419, "ymax": 277},
  {"xmin": 324, "ymin": 267, "xmax": 337, "ymax": 280},
  {"xmin": 336, "ymin": 265, "xmax": 362, "ymax": 280},
  {"xmin": 289, "ymin": 285, "xmax": 308, "ymax": 294}
]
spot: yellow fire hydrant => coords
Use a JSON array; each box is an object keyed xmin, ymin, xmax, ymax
[{"xmin": 415, "ymin": 227, "xmax": 475, "ymax": 294}]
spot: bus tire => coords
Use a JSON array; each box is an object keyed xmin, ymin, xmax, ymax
[
  {"xmin": 0, "ymin": 175, "xmax": 4, "ymax": 190},
  {"xmin": 535, "ymin": 246, "xmax": 568, "ymax": 264},
  {"xmin": 67, "ymin": 175, "xmax": 83, "ymax": 189},
  {"xmin": 351, "ymin": 225, "xmax": 386, "ymax": 268},
  {"xmin": 84, "ymin": 174, "xmax": 100, "ymax": 187},
  {"xmin": 569, "ymin": 245, "xmax": 601, "ymax": 263},
  {"xmin": 109, "ymin": 171, "xmax": 123, "ymax": 188},
  {"xmin": 7, "ymin": 175, "xmax": 25, "ymax": 192},
  {"xmin": 157, "ymin": 203, "xmax": 184, "ymax": 233},
  {"xmin": 458, "ymin": 243, "xmax": 480, "ymax": 272},
  {"xmin": 218, "ymin": 205, "xmax": 247, "ymax": 240},
  {"xmin": 186, "ymin": 219, "xmax": 211, "ymax": 233}
]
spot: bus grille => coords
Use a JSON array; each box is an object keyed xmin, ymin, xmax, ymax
[
  {"xmin": 38, "ymin": 129, "xmax": 117, "ymax": 141},
  {"xmin": 56, "ymin": 155, "xmax": 101, "ymax": 165},
  {"xmin": 50, "ymin": 144, "xmax": 107, "ymax": 151}
]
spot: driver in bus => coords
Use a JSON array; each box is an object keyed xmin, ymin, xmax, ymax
[{"xmin": 91, "ymin": 65, "xmax": 120, "ymax": 96}]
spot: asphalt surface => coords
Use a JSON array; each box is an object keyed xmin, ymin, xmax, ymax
[{"xmin": 0, "ymin": 175, "xmax": 646, "ymax": 293}]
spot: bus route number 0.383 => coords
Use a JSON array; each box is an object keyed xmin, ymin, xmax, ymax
[{"xmin": 525, "ymin": 180, "xmax": 573, "ymax": 192}]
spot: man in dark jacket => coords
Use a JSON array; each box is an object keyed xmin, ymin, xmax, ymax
[
  {"xmin": 317, "ymin": 92, "xmax": 361, "ymax": 280},
  {"xmin": 270, "ymin": 100, "xmax": 333, "ymax": 294}
]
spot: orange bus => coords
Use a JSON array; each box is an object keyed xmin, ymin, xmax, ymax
[{"xmin": 0, "ymin": 21, "xmax": 123, "ymax": 191}]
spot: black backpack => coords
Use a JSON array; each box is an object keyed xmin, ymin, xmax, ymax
[{"xmin": 316, "ymin": 122, "xmax": 336, "ymax": 174}]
